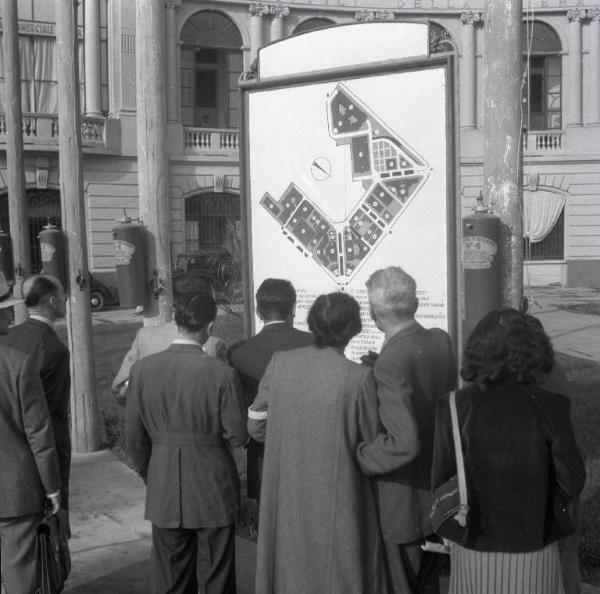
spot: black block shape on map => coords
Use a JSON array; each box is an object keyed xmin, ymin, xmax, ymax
[
  {"xmin": 329, "ymin": 87, "xmax": 369, "ymax": 135},
  {"xmin": 351, "ymin": 136, "xmax": 372, "ymax": 176}
]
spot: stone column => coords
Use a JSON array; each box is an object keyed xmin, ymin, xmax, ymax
[
  {"xmin": 566, "ymin": 8, "xmax": 586, "ymax": 127},
  {"xmin": 270, "ymin": 5, "xmax": 289, "ymax": 42},
  {"xmin": 165, "ymin": 0, "xmax": 181, "ymax": 123},
  {"xmin": 249, "ymin": 3, "xmax": 269, "ymax": 63},
  {"xmin": 84, "ymin": 0, "xmax": 102, "ymax": 116},
  {"xmin": 589, "ymin": 8, "xmax": 600, "ymax": 124},
  {"xmin": 460, "ymin": 11, "xmax": 481, "ymax": 129}
]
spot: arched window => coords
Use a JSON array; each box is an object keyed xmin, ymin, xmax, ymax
[
  {"xmin": 180, "ymin": 12, "xmax": 243, "ymax": 129},
  {"xmin": 184, "ymin": 192, "xmax": 240, "ymax": 254},
  {"xmin": 522, "ymin": 21, "xmax": 562, "ymax": 130},
  {"xmin": 429, "ymin": 23, "xmax": 454, "ymax": 54},
  {"xmin": 293, "ymin": 18, "xmax": 335, "ymax": 35}
]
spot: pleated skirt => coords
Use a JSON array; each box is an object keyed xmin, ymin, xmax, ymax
[{"xmin": 448, "ymin": 541, "xmax": 565, "ymax": 594}]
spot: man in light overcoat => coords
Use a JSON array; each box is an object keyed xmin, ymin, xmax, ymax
[{"xmin": 112, "ymin": 273, "xmax": 228, "ymax": 403}]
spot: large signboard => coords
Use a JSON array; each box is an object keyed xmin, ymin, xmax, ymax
[{"xmin": 241, "ymin": 23, "xmax": 457, "ymax": 361}]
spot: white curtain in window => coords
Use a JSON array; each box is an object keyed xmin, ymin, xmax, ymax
[
  {"xmin": 19, "ymin": 37, "xmax": 34, "ymax": 113},
  {"xmin": 33, "ymin": 37, "xmax": 57, "ymax": 114},
  {"xmin": 523, "ymin": 190, "xmax": 565, "ymax": 243}
]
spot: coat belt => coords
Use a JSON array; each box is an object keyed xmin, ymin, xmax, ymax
[{"xmin": 151, "ymin": 432, "xmax": 223, "ymax": 447}]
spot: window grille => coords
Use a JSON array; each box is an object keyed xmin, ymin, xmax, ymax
[
  {"xmin": 524, "ymin": 209, "xmax": 564, "ymax": 260},
  {"xmin": 184, "ymin": 193, "xmax": 240, "ymax": 253}
]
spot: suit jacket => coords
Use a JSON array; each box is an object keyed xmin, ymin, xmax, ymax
[
  {"xmin": 356, "ymin": 320, "xmax": 456, "ymax": 543},
  {"xmin": 228, "ymin": 322, "xmax": 314, "ymax": 500},
  {"xmin": 111, "ymin": 320, "xmax": 227, "ymax": 399},
  {"xmin": 126, "ymin": 343, "xmax": 248, "ymax": 529},
  {"xmin": 432, "ymin": 383, "xmax": 586, "ymax": 552},
  {"xmin": 0, "ymin": 344, "xmax": 61, "ymax": 516},
  {"xmin": 0, "ymin": 318, "xmax": 71, "ymax": 508},
  {"xmin": 228, "ymin": 322, "xmax": 314, "ymax": 408}
]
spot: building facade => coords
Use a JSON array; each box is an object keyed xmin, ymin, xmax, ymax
[{"xmin": 0, "ymin": 0, "xmax": 599, "ymax": 291}]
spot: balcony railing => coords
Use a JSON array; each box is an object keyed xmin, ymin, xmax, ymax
[
  {"xmin": 183, "ymin": 127, "xmax": 239, "ymax": 156},
  {"xmin": 0, "ymin": 113, "xmax": 107, "ymax": 148},
  {"xmin": 522, "ymin": 129, "xmax": 563, "ymax": 153}
]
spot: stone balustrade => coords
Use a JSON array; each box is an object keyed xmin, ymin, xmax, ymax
[
  {"xmin": 522, "ymin": 129, "xmax": 564, "ymax": 152},
  {"xmin": 0, "ymin": 113, "xmax": 106, "ymax": 147},
  {"xmin": 183, "ymin": 127, "xmax": 240, "ymax": 155}
]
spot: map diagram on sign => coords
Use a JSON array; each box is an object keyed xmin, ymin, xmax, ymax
[{"xmin": 259, "ymin": 82, "xmax": 431, "ymax": 282}]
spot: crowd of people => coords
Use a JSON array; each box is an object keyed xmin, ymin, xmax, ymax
[{"xmin": 0, "ymin": 266, "xmax": 586, "ymax": 594}]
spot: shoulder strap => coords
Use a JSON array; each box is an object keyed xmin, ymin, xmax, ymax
[{"xmin": 449, "ymin": 391, "xmax": 469, "ymax": 527}]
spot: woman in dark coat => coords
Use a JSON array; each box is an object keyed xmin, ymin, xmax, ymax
[
  {"xmin": 248, "ymin": 293, "xmax": 388, "ymax": 594},
  {"xmin": 431, "ymin": 308, "xmax": 586, "ymax": 594}
]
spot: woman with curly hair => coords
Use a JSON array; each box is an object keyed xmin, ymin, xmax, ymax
[
  {"xmin": 248, "ymin": 292, "xmax": 388, "ymax": 594},
  {"xmin": 431, "ymin": 308, "xmax": 586, "ymax": 594}
]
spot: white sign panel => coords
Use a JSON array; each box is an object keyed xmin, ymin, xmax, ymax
[
  {"xmin": 258, "ymin": 22, "xmax": 428, "ymax": 80},
  {"xmin": 247, "ymin": 65, "xmax": 451, "ymax": 361}
]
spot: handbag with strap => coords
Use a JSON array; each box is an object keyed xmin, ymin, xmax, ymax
[
  {"xmin": 430, "ymin": 391, "xmax": 469, "ymax": 545},
  {"xmin": 32, "ymin": 511, "xmax": 71, "ymax": 594}
]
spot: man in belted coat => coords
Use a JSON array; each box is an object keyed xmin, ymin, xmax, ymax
[
  {"xmin": 228, "ymin": 278, "xmax": 313, "ymax": 501},
  {"xmin": 0, "ymin": 274, "xmax": 71, "ymax": 509},
  {"xmin": 127, "ymin": 293, "xmax": 247, "ymax": 594},
  {"xmin": 356, "ymin": 266, "xmax": 456, "ymax": 594},
  {"xmin": 0, "ymin": 273, "xmax": 61, "ymax": 594}
]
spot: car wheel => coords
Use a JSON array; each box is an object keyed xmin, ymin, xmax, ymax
[{"xmin": 90, "ymin": 290, "xmax": 106, "ymax": 312}]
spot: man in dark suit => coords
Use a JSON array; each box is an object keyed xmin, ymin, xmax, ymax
[
  {"xmin": 127, "ymin": 293, "xmax": 247, "ymax": 594},
  {"xmin": 356, "ymin": 266, "xmax": 456, "ymax": 594},
  {"xmin": 0, "ymin": 272, "xmax": 61, "ymax": 594},
  {"xmin": 228, "ymin": 278, "xmax": 313, "ymax": 501},
  {"xmin": 0, "ymin": 274, "xmax": 71, "ymax": 509}
]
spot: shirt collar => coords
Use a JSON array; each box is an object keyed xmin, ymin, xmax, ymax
[
  {"xmin": 172, "ymin": 338, "xmax": 204, "ymax": 348},
  {"xmin": 263, "ymin": 320, "xmax": 287, "ymax": 327},
  {"xmin": 29, "ymin": 314, "xmax": 54, "ymax": 328}
]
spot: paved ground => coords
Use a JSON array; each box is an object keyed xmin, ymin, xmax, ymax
[
  {"xmin": 525, "ymin": 285, "xmax": 600, "ymax": 362},
  {"xmin": 64, "ymin": 451, "xmax": 256, "ymax": 594},
  {"xmin": 60, "ymin": 285, "xmax": 600, "ymax": 593}
]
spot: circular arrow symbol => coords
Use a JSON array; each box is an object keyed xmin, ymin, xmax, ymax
[{"xmin": 311, "ymin": 157, "xmax": 332, "ymax": 181}]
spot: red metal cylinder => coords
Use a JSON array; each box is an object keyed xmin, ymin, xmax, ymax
[
  {"xmin": 462, "ymin": 204, "xmax": 502, "ymax": 340},
  {"xmin": 39, "ymin": 222, "xmax": 67, "ymax": 288},
  {"xmin": 112, "ymin": 216, "xmax": 146, "ymax": 307}
]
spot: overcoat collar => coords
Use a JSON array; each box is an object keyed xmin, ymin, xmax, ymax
[
  {"xmin": 380, "ymin": 319, "xmax": 424, "ymax": 353},
  {"xmin": 258, "ymin": 321, "xmax": 293, "ymax": 334},
  {"xmin": 24, "ymin": 317, "xmax": 56, "ymax": 334},
  {"xmin": 166, "ymin": 342, "xmax": 205, "ymax": 354}
]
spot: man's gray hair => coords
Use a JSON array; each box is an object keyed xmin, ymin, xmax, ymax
[{"xmin": 366, "ymin": 266, "xmax": 418, "ymax": 317}]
